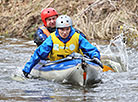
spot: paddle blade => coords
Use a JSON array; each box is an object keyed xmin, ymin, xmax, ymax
[
  {"xmin": 83, "ymin": 72, "xmax": 86, "ymax": 80},
  {"xmin": 103, "ymin": 65, "xmax": 115, "ymax": 72}
]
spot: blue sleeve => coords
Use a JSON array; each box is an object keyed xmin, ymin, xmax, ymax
[
  {"xmin": 23, "ymin": 36, "xmax": 53, "ymax": 74},
  {"xmin": 74, "ymin": 28, "xmax": 86, "ymax": 39},
  {"xmin": 79, "ymin": 35, "xmax": 101, "ymax": 60},
  {"xmin": 34, "ymin": 28, "xmax": 48, "ymax": 46}
]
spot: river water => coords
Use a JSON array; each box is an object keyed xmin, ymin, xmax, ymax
[{"xmin": 0, "ymin": 37, "xmax": 138, "ymax": 102}]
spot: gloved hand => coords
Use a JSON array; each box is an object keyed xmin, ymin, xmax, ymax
[
  {"xmin": 23, "ymin": 70, "xmax": 29, "ymax": 78},
  {"xmin": 92, "ymin": 57, "xmax": 103, "ymax": 69},
  {"xmin": 34, "ymin": 33, "xmax": 45, "ymax": 47}
]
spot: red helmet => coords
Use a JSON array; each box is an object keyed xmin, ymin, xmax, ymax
[{"xmin": 41, "ymin": 8, "xmax": 58, "ymax": 26}]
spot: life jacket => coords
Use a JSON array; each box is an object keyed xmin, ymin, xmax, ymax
[
  {"xmin": 39, "ymin": 26, "xmax": 51, "ymax": 37},
  {"xmin": 49, "ymin": 32, "xmax": 81, "ymax": 61}
]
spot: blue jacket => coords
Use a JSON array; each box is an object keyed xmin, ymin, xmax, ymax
[{"xmin": 23, "ymin": 27, "xmax": 100, "ymax": 74}]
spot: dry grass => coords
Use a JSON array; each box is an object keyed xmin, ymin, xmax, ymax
[
  {"xmin": 0, "ymin": 0, "xmax": 138, "ymax": 47},
  {"xmin": 72, "ymin": 0, "xmax": 138, "ymax": 42}
]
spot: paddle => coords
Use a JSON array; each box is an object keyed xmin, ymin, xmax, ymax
[
  {"xmin": 81, "ymin": 57, "xmax": 115, "ymax": 72},
  {"xmin": 40, "ymin": 57, "xmax": 73, "ymax": 67},
  {"xmin": 41, "ymin": 55, "xmax": 115, "ymax": 72},
  {"xmin": 89, "ymin": 57, "xmax": 115, "ymax": 72},
  {"xmin": 103, "ymin": 65, "xmax": 115, "ymax": 72}
]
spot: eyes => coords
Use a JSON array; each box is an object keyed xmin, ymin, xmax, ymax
[
  {"xmin": 46, "ymin": 16, "xmax": 57, "ymax": 21},
  {"xmin": 59, "ymin": 27, "xmax": 70, "ymax": 31},
  {"xmin": 58, "ymin": 27, "xmax": 70, "ymax": 32}
]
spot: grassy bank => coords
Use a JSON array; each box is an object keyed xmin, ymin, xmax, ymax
[{"xmin": 0, "ymin": 0, "xmax": 137, "ymax": 47}]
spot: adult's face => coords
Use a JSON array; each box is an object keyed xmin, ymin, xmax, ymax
[
  {"xmin": 46, "ymin": 15, "xmax": 58, "ymax": 28},
  {"xmin": 58, "ymin": 27, "xmax": 71, "ymax": 39}
]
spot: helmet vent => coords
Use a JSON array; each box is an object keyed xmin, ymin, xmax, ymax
[
  {"xmin": 56, "ymin": 15, "xmax": 72, "ymax": 28},
  {"xmin": 48, "ymin": 11, "xmax": 50, "ymax": 13}
]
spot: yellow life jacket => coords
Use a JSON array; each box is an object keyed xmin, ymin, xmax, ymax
[
  {"xmin": 39, "ymin": 26, "xmax": 51, "ymax": 37},
  {"xmin": 49, "ymin": 32, "xmax": 81, "ymax": 61}
]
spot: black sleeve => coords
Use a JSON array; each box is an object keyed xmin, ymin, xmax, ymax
[{"xmin": 34, "ymin": 32, "xmax": 43, "ymax": 47}]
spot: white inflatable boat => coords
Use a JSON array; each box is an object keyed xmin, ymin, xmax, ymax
[{"xmin": 31, "ymin": 53, "xmax": 103, "ymax": 86}]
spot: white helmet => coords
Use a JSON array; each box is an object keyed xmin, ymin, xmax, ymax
[{"xmin": 56, "ymin": 15, "xmax": 72, "ymax": 28}]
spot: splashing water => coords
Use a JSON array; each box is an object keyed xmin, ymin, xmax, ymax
[
  {"xmin": 104, "ymin": 34, "xmax": 128, "ymax": 72},
  {"xmin": 100, "ymin": 30, "xmax": 129, "ymax": 72},
  {"xmin": 100, "ymin": 24, "xmax": 138, "ymax": 72}
]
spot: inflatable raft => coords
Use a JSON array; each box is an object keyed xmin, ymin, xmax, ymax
[{"xmin": 31, "ymin": 53, "xmax": 102, "ymax": 86}]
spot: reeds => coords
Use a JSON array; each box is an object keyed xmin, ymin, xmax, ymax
[
  {"xmin": 0, "ymin": 0, "xmax": 137, "ymax": 49},
  {"xmin": 72, "ymin": 0, "xmax": 138, "ymax": 46}
]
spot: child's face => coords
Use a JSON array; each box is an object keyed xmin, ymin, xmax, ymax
[{"xmin": 58, "ymin": 27, "xmax": 71, "ymax": 39}]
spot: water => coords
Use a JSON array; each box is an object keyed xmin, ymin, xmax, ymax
[
  {"xmin": 100, "ymin": 33, "xmax": 128, "ymax": 72},
  {"xmin": 0, "ymin": 37, "xmax": 138, "ymax": 102}
]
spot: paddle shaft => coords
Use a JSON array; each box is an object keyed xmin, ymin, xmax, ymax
[{"xmin": 40, "ymin": 56, "xmax": 114, "ymax": 72}]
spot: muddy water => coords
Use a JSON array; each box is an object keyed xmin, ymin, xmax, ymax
[{"xmin": 0, "ymin": 37, "xmax": 138, "ymax": 102}]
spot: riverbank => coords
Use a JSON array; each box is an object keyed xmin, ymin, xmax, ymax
[{"xmin": 0, "ymin": 0, "xmax": 137, "ymax": 42}]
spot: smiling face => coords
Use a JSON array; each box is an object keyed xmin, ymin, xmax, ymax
[
  {"xmin": 46, "ymin": 15, "xmax": 58, "ymax": 28},
  {"xmin": 58, "ymin": 27, "xmax": 71, "ymax": 39}
]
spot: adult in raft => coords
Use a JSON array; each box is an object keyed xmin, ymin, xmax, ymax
[
  {"xmin": 34, "ymin": 8, "xmax": 86, "ymax": 47},
  {"xmin": 23, "ymin": 15, "xmax": 101, "ymax": 78}
]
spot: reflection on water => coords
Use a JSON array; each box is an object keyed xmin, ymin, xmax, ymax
[{"xmin": 0, "ymin": 37, "xmax": 138, "ymax": 102}]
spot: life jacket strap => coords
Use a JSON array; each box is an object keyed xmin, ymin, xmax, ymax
[{"xmin": 39, "ymin": 26, "xmax": 51, "ymax": 37}]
